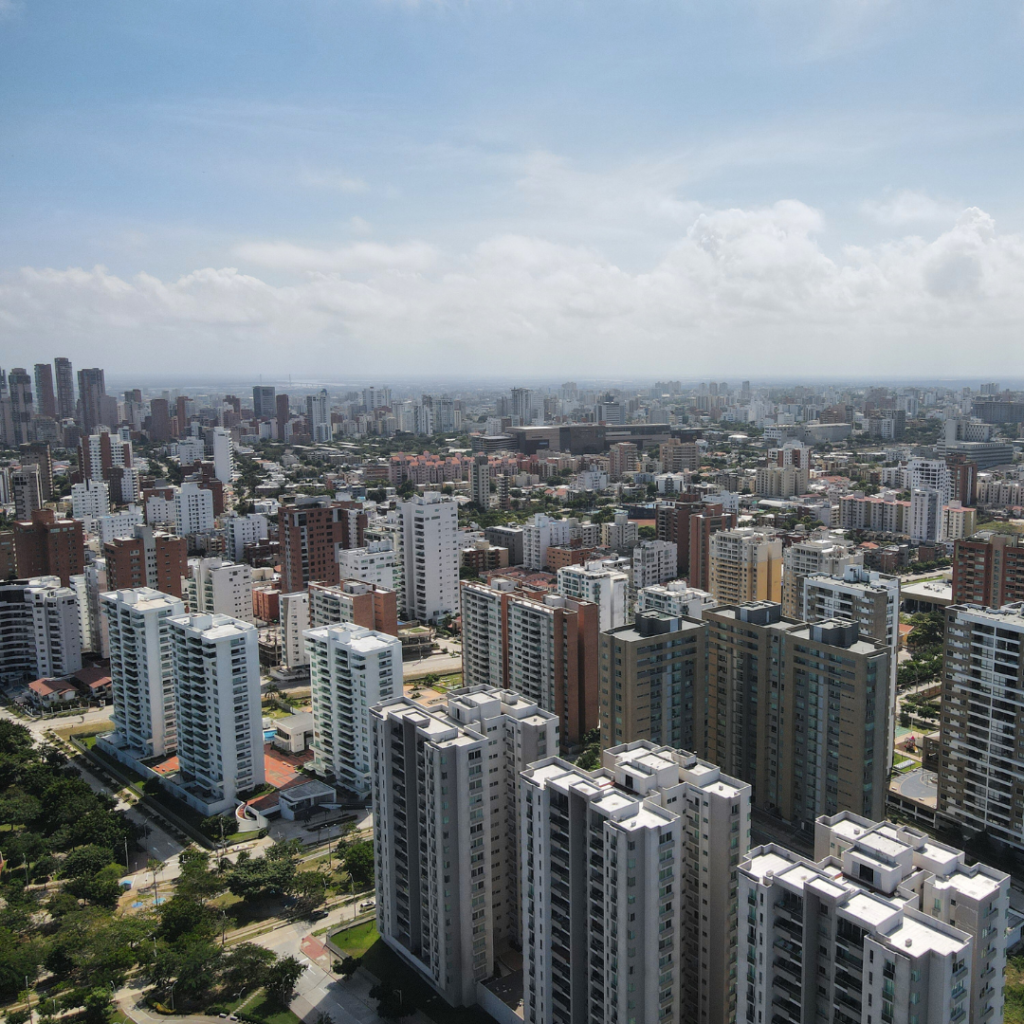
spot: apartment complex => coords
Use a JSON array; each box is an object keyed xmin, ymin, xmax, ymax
[
  {"xmin": 631, "ymin": 538, "xmax": 678, "ymax": 591},
  {"xmin": 739, "ymin": 813, "xmax": 1009, "ymax": 1024},
  {"xmin": 184, "ymin": 557, "xmax": 254, "ymax": 622},
  {"xmin": 951, "ymin": 532, "xmax": 1024, "ymax": 608},
  {"xmin": 169, "ymin": 612, "xmax": 264, "ymax": 815},
  {"xmin": 800, "ymin": 564, "xmax": 900, "ymax": 652},
  {"xmin": 337, "ymin": 538, "xmax": 401, "ymax": 594},
  {"xmin": 599, "ymin": 610, "xmax": 705, "ymax": 751},
  {"xmin": 0, "ymin": 577, "xmax": 83, "ymax": 683},
  {"xmin": 309, "ymin": 579, "xmax": 399, "ymax": 635},
  {"xmin": 104, "ymin": 525, "xmax": 188, "ymax": 598},
  {"xmin": 398, "ymin": 490, "xmax": 460, "ymax": 623},
  {"xmin": 460, "ymin": 578, "xmax": 599, "ymax": 749},
  {"xmin": 278, "ymin": 497, "xmax": 367, "ymax": 592},
  {"xmin": 370, "ymin": 687, "xmax": 558, "ymax": 1007},
  {"xmin": 521, "ymin": 741, "xmax": 751, "ymax": 1024},
  {"xmin": 12, "ymin": 509, "xmax": 85, "ymax": 586},
  {"xmin": 937, "ymin": 602, "xmax": 1024, "ymax": 855},
  {"xmin": 556, "ymin": 560, "xmax": 628, "ymax": 631},
  {"xmin": 780, "ymin": 530, "xmax": 861, "ymax": 618},
  {"xmin": 307, "ymin": 623, "xmax": 401, "ymax": 796},
  {"xmin": 102, "ymin": 587, "xmax": 185, "ymax": 759},
  {"xmin": 708, "ymin": 528, "xmax": 782, "ymax": 606},
  {"xmin": 700, "ymin": 603, "xmax": 891, "ymax": 825},
  {"xmin": 636, "ymin": 579, "xmax": 717, "ymax": 620}
]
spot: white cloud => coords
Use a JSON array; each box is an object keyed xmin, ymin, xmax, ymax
[
  {"xmin": 299, "ymin": 170, "xmax": 368, "ymax": 193},
  {"xmin": 862, "ymin": 190, "xmax": 963, "ymax": 226},
  {"xmin": 3, "ymin": 201, "xmax": 1023, "ymax": 377}
]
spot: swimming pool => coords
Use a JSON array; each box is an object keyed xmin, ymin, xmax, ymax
[{"xmin": 264, "ymin": 728, "xmax": 277, "ymax": 742}]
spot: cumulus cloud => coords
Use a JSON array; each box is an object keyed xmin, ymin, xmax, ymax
[
  {"xmin": 2, "ymin": 200, "xmax": 1022, "ymax": 377},
  {"xmin": 862, "ymin": 189, "xmax": 963, "ymax": 226}
]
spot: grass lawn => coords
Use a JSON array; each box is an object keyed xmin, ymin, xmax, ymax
[
  {"xmin": 1006, "ymin": 956, "xmax": 1024, "ymax": 1023},
  {"xmin": 331, "ymin": 920, "xmax": 378, "ymax": 957},
  {"xmin": 359, "ymin": 939, "xmax": 496, "ymax": 1024},
  {"xmin": 239, "ymin": 992, "xmax": 302, "ymax": 1024}
]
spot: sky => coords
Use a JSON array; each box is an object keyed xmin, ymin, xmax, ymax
[{"xmin": 2, "ymin": 0, "xmax": 1024, "ymax": 381}]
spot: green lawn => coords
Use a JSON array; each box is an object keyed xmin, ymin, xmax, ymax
[
  {"xmin": 1006, "ymin": 957, "xmax": 1024, "ymax": 1023},
  {"xmin": 331, "ymin": 920, "xmax": 378, "ymax": 957},
  {"xmin": 238, "ymin": 992, "xmax": 302, "ymax": 1024}
]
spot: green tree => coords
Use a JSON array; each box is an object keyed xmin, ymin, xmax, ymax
[
  {"xmin": 342, "ymin": 841, "xmax": 374, "ymax": 888},
  {"xmin": 293, "ymin": 870, "xmax": 328, "ymax": 908},
  {"xmin": 221, "ymin": 943, "xmax": 277, "ymax": 993},
  {"xmin": 158, "ymin": 893, "xmax": 217, "ymax": 942},
  {"xmin": 60, "ymin": 844, "xmax": 115, "ymax": 879},
  {"xmin": 0, "ymin": 927, "xmax": 42, "ymax": 1002},
  {"xmin": 81, "ymin": 987, "xmax": 113, "ymax": 1024},
  {"xmin": 264, "ymin": 955, "xmax": 305, "ymax": 1002},
  {"xmin": 65, "ymin": 864, "xmax": 123, "ymax": 908}
]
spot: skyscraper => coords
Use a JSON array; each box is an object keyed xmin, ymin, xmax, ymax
[
  {"xmin": 275, "ymin": 393, "xmax": 290, "ymax": 438},
  {"xmin": 77, "ymin": 367, "xmax": 107, "ymax": 433},
  {"xmin": 252, "ymin": 385, "xmax": 276, "ymax": 420},
  {"xmin": 399, "ymin": 490, "xmax": 459, "ymax": 623},
  {"xmin": 102, "ymin": 587, "xmax": 185, "ymax": 758},
  {"xmin": 54, "ymin": 357, "xmax": 75, "ymax": 420},
  {"xmin": 278, "ymin": 497, "xmax": 367, "ymax": 592},
  {"xmin": 708, "ymin": 528, "xmax": 783, "ymax": 605},
  {"xmin": 12, "ymin": 509, "xmax": 85, "ymax": 585},
  {"xmin": 33, "ymin": 363, "xmax": 56, "ymax": 419},
  {"xmin": 7, "ymin": 368, "xmax": 33, "ymax": 445}
]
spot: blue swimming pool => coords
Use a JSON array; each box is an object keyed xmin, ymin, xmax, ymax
[{"xmin": 264, "ymin": 728, "xmax": 277, "ymax": 742}]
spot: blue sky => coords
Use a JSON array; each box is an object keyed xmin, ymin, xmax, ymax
[{"xmin": 3, "ymin": 0, "xmax": 1024, "ymax": 378}]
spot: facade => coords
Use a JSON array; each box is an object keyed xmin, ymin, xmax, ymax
[
  {"xmin": 485, "ymin": 525, "xmax": 525, "ymax": 566},
  {"xmin": 95, "ymin": 506, "xmax": 145, "ymax": 546},
  {"xmin": 221, "ymin": 512, "xmax": 269, "ymax": 562},
  {"xmin": 637, "ymin": 579, "xmax": 717, "ymax": 620},
  {"xmin": 739, "ymin": 815, "xmax": 1008, "ymax": 1024},
  {"xmin": 76, "ymin": 368, "xmax": 107, "ymax": 433},
  {"xmin": 252, "ymin": 385, "xmax": 276, "ymax": 421},
  {"xmin": 521, "ymin": 742, "xmax": 751, "ymax": 1024},
  {"xmin": 599, "ymin": 611, "xmax": 704, "ymax": 750},
  {"xmin": 184, "ymin": 557, "xmax": 254, "ymax": 622},
  {"xmin": 279, "ymin": 590, "xmax": 311, "ymax": 670},
  {"xmin": 556, "ymin": 560, "xmax": 629, "ymax": 632},
  {"xmin": 631, "ymin": 538, "xmax": 678, "ymax": 592},
  {"xmin": 701, "ymin": 603, "xmax": 891, "ymax": 826},
  {"xmin": 309, "ymin": 578, "xmax": 399, "ymax": 636},
  {"xmin": 102, "ymin": 588, "xmax": 185, "ymax": 758},
  {"xmin": 951, "ymin": 532, "xmax": 1024, "ymax": 608},
  {"xmin": 104, "ymin": 525, "xmax": 187, "ymax": 598},
  {"xmin": 801, "ymin": 564, "xmax": 900, "ymax": 653},
  {"xmin": 937, "ymin": 602, "xmax": 1024, "ymax": 855},
  {"xmin": 399, "ymin": 491, "xmax": 460, "ymax": 623},
  {"xmin": 469, "ymin": 453, "xmax": 491, "ymax": 507},
  {"xmin": 12, "ymin": 509, "xmax": 85, "ymax": 586},
  {"xmin": 910, "ymin": 487, "xmax": 943, "ymax": 543},
  {"xmin": 79, "ymin": 431, "xmax": 132, "ymax": 485},
  {"xmin": 54, "ymin": 356, "xmax": 75, "ymax": 421},
  {"xmin": 307, "ymin": 623, "xmax": 402, "ymax": 796},
  {"xmin": 608, "ymin": 441, "xmax": 638, "ymax": 479},
  {"xmin": 460, "ymin": 579, "xmax": 599, "ymax": 750},
  {"xmin": 278, "ymin": 497, "xmax": 367, "ymax": 592},
  {"xmin": 71, "ymin": 479, "xmax": 111, "ymax": 525},
  {"xmin": 780, "ymin": 530, "xmax": 861, "ymax": 618},
  {"xmin": 0, "ymin": 577, "xmax": 82, "ymax": 683},
  {"xmin": 523, "ymin": 513, "xmax": 576, "ymax": 571},
  {"xmin": 169, "ymin": 612, "xmax": 264, "ymax": 815},
  {"xmin": 371, "ymin": 687, "xmax": 558, "ymax": 1008},
  {"xmin": 942, "ymin": 502, "xmax": 977, "ymax": 541},
  {"xmin": 174, "ymin": 479, "xmax": 216, "ymax": 536},
  {"xmin": 211, "ymin": 427, "xmax": 234, "ymax": 484},
  {"xmin": 655, "ymin": 496, "xmax": 705, "ymax": 577},
  {"xmin": 336, "ymin": 539, "xmax": 400, "ymax": 593},
  {"xmin": 12, "ymin": 466, "xmax": 43, "ymax": 522},
  {"xmin": 689, "ymin": 505, "xmax": 740, "ymax": 592},
  {"xmin": 708, "ymin": 528, "xmax": 782, "ymax": 606}
]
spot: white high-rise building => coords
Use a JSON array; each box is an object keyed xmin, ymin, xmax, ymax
[
  {"xmin": 177, "ymin": 437, "xmax": 205, "ymax": 466},
  {"xmin": 399, "ymin": 490, "xmax": 459, "ymax": 623},
  {"xmin": 739, "ymin": 812, "xmax": 1010, "ymax": 1024},
  {"xmin": 221, "ymin": 511, "xmax": 269, "ymax": 561},
  {"xmin": 371, "ymin": 687, "xmax": 559, "ymax": 1008},
  {"xmin": 801, "ymin": 564, "xmax": 900, "ymax": 652},
  {"xmin": 521, "ymin": 741, "xmax": 751, "ymax": 1024},
  {"xmin": 175, "ymin": 480, "xmax": 215, "ymax": 535},
  {"xmin": 279, "ymin": 590, "xmax": 310, "ymax": 670},
  {"xmin": 470, "ymin": 455, "xmax": 491, "ymax": 507},
  {"xmin": 522, "ymin": 513, "xmax": 576, "ymax": 570},
  {"xmin": 71, "ymin": 479, "xmax": 110, "ymax": 527},
  {"xmin": 910, "ymin": 487, "xmax": 943, "ymax": 543},
  {"xmin": 631, "ymin": 538, "xmax": 678, "ymax": 591},
  {"xmin": 102, "ymin": 587, "xmax": 185, "ymax": 758},
  {"xmin": 0, "ymin": 577, "xmax": 83, "ymax": 683},
  {"xmin": 636, "ymin": 579, "xmax": 717, "ymax": 620},
  {"xmin": 556, "ymin": 560, "xmax": 629, "ymax": 631},
  {"xmin": 95, "ymin": 504, "xmax": 144, "ymax": 545},
  {"xmin": 336, "ymin": 539, "xmax": 400, "ymax": 592},
  {"xmin": 184, "ymin": 557, "xmax": 254, "ymax": 622},
  {"xmin": 169, "ymin": 612, "xmax": 264, "ymax": 815},
  {"xmin": 83, "ymin": 558, "xmax": 109, "ymax": 657},
  {"xmin": 907, "ymin": 457, "xmax": 954, "ymax": 505},
  {"xmin": 211, "ymin": 427, "xmax": 234, "ymax": 484},
  {"xmin": 781, "ymin": 529, "xmax": 861, "ymax": 617},
  {"xmin": 307, "ymin": 623, "xmax": 401, "ymax": 796}
]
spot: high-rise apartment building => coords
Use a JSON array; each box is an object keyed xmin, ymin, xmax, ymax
[
  {"xmin": 521, "ymin": 741, "xmax": 751, "ymax": 1024},
  {"xmin": 801, "ymin": 564, "xmax": 900, "ymax": 652},
  {"xmin": 306, "ymin": 623, "xmax": 401, "ymax": 796},
  {"xmin": 701, "ymin": 603, "xmax": 891, "ymax": 825},
  {"xmin": 102, "ymin": 588, "xmax": 185, "ymax": 758},
  {"xmin": 221, "ymin": 511, "xmax": 269, "ymax": 562},
  {"xmin": 740, "ymin": 815, "xmax": 1009, "ymax": 1024},
  {"xmin": 460, "ymin": 579, "xmax": 599, "ymax": 750},
  {"xmin": 7, "ymin": 369, "xmax": 33, "ymax": 446},
  {"xmin": 76, "ymin": 368, "xmax": 107, "ymax": 433},
  {"xmin": 522, "ymin": 512, "xmax": 577, "ymax": 571},
  {"xmin": 95, "ymin": 505, "xmax": 145, "ymax": 546},
  {"xmin": 632, "ymin": 538, "xmax": 678, "ymax": 591},
  {"xmin": 53, "ymin": 357, "xmax": 75, "ymax": 421},
  {"xmin": 170, "ymin": 612, "xmax": 264, "ymax": 815},
  {"xmin": 252, "ymin": 385, "xmax": 276, "ymax": 421},
  {"xmin": 556, "ymin": 560, "xmax": 629, "ymax": 631},
  {"xmin": 906, "ymin": 457, "xmax": 954, "ymax": 504},
  {"xmin": 279, "ymin": 591, "xmax": 310, "ymax": 670},
  {"xmin": 104, "ymin": 525, "xmax": 188, "ymax": 598},
  {"xmin": 79, "ymin": 430, "xmax": 133, "ymax": 485},
  {"xmin": 33, "ymin": 363, "xmax": 56, "ymax": 419},
  {"xmin": 278, "ymin": 497, "xmax": 367, "ymax": 593},
  {"xmin": 600, "ymin": 509, "xmax": 639, "ymax": 553},
  {"xmin": 12, "ymin": 466, "xmax": 43, "ymax": 522},
  {"xmin": 275, "ymin": 393, "xmax": 290, "ymax": 438},
  {"xmin": 636, "ymin": 579, "xmax": 717, "ymax": 620},
  {"xmin": 599, "ymin": 610, "xmax": 704, "ymax": 750},
  {"xmin": 910, "ymin": 487, "xmax": 943, "ymax": 543},
  {"xmin": 308, "ymin": 579, "xmax": 399, "ymax": 636},
  {"xmin": 951, "ymin": 532, "xmax": 1024, "ymax": 608},
  {"xmin": 371, "ymin": 687, "xmax": 558, "ymax": 1008},
  {"xmin": 211, "ymin": 427, "xmax": 233, "ymax": 484},
  {"xmin": 184, "ymin": 557, "xmax": 254, "ymax": 622},
  {"xmin": 336, "ymin": 539, "xmax": 400, "ymax": 593},
  {"xmin": 469, "ymin": 454, "xmax": 491, "ymax": 507},
  {"xmin": 689, "ymin": 505, "xmax": 739, "ymax": 592},
  {"xmin": 71, "ymin": 479, "xmax": 111, "ymax": 525},
  {"xmin": 20, "ymin": 442, "xmax": 54, "ymax": 500},
  {"xmin": 655, "ymin": 496, "xmax": 704, "ymax": 576},
  {"xmin": 13, "ymin": 509, "xmax": 85, "ymax": 585},
  {"xmin": 0, "ymin": 577, "xmax": 82, "ymax": 683},
  {"xmin": 938, "ymin": 602, "xmax": 1024, "ymax": 856},
  {"xmin": 608, "ymin": 441, "xmax": 638, "ymax": 479},
  {"xmin": 148, "ymin": 398, "xmax": 172, "ymax": 442},
  {"xmin": 781, "ymin": 529, "xmax": 861, "ymax": 618},
  {"xmin": 709, "ymin": 528, "xmax": 782, "ymax": 605},
  {"xmin": 174, "ymin": 479, "xmax": 215, "ymax": 536},
  {"xmin": 399, "ymin": 490, "xmax": 459, "ymax": 623}
]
